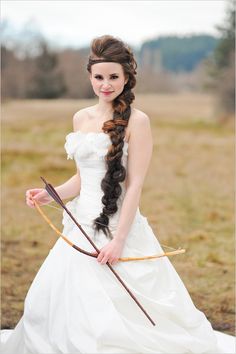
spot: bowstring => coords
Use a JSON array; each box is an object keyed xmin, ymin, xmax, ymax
[
  {"xmin": 43, "ymin": 204, "xmax": 180, "ymax": 251},
  {"xmin": 44, "ymin": 203, "xmax": 62, "ymax": 212}
]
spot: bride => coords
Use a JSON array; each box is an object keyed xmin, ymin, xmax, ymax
[{"xmin": 1, "ymin": 34, "xmax": 235, "ymax": 353}]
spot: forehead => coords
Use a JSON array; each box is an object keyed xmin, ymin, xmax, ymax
[{"xmin": 91, "ymin": 62, "xmax": 123, "ymax": 75}]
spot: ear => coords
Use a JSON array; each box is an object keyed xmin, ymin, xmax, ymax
[{"xmin": 125, "ymin": 76, "xmax": 128, "ymax": 85}]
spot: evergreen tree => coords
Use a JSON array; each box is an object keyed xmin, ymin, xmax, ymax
[
  {"xmin": 214, "ymin": 0, "xmax": 235, "ymax": 69},
  {"xmin": 206, "ymin": 0, "xmax": 235, "ymax": 116}
]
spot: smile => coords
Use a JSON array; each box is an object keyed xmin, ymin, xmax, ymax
[{"xmin": 101, "ymin": 91, "xmax": 114, "ymax": 95}]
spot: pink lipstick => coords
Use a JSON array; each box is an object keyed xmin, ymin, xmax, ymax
[{"xmin": 101, "ymin": 91, "xmax": 114, "ymax": 96}]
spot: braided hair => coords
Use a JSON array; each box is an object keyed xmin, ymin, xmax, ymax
[{"xmin": 86, "ymin": 35, "xmax": 137, "ymax": 239}]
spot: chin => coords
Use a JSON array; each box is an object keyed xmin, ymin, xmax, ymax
[{"xmin": 99, "ymin": 95, "xmax": 115, "ymax": 101}]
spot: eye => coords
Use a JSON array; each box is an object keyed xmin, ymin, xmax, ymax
[
  {"xmin": 94, "ymin": 75, "xmax": 103, "ymax": 80},
  {"xmin": 111, "ymin": 75, "xmax": 118, "ymax": 80}
]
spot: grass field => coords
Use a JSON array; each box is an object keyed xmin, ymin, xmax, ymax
[{"xmin": 1, "ymin": 93, "xmax": 235, "ymax": 334}]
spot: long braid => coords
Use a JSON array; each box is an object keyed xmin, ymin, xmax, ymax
[{"xmin": 87, "ymin": 35, "xmax": 137, "ymax": 239}]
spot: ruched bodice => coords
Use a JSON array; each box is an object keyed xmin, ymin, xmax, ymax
[
  {"xmin": 63, "ymin": 130, "xmax": 132, "ymax": 242},
  {"xmin": 64, "ymin": 130, "xmax": 128, "ymax": 200},
  {"xmin": 64, "ymin": 130, "xmax": 129, "ymax": 164}
]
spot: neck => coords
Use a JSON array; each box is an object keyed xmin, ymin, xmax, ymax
[{"xmin": 95, "ymin": 100, "xmax": 114, "ymax": 119}]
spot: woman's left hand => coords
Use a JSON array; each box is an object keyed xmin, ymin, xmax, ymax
[{"xmin": 94, "ymin": 238, "xmax": 125, "ymax": 265}]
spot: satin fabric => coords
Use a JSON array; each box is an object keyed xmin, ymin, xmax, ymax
[{"xmin": 1, "ymin": 131, "xmax": 235, "ymax": 353}]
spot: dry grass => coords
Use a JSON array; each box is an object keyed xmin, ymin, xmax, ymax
[{"xmin": 1, "ymin": 94, "xmax": 235, "ymax": 334}]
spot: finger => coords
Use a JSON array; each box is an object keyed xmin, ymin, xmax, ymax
[
  {"xmin": 101, "ymin": 256, "xmax": 109, "ymax": 264},
  {"xmin": 26, "ymin": 199, "xmax": 35, "ymax": 208},
  {"xmin": 25, "ymin": 192, "xmax": 37, "ymax": 206},
  {"xmin": 110, "ymin": 259, "xmax": 117, "ymax": 265},
  {"xmin": 25, "ymin": 193, "xmax": 36, "ymax": 203},
  {"xmin": 25, "ymin": 194, "xmax": 33, "ymax": 205},
  {"xmin": 100, "ymin": 258, "xmax": 109, "ymax": 265},
  {"xmin": 26, "ymin": 189, "xmax": 42, "ymax": 197},
  {"xmin": 98, "ymin": 254, "xmax": 108, "ymax": 264},
  {"xmin": 30, "ymin": 191, "xmax": 45, "ymax": 203},
  {"xmin": 97, "ymin": 252, "xmax": 104, "ymax": 262},
  {"xmin": 28, "ymin": 194, "xmax": 35, "ymax": 202},
  {"xmin": 26, "ymin": 191, "xmax": 31, "ymax": 199}
]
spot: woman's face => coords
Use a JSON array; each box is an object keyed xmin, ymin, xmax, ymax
[{"xmin": 89, "ymin": 62, "xmax": 128, "ymax": 101}]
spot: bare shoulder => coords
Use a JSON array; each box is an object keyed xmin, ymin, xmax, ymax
[
  {"xmin": 72, "ymin": 106, "xmax": 94, "ymax": 131},
  {"xmin": 130, "ymin": 108, "xmax": 150, "ymax": 123},
  {"xmin": 127, "ymin": 108, "xmax": 152, "ymax": 140}
]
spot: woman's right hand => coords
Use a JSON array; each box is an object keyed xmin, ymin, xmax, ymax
[{"xmin": 25, "ymin": 188, "xmax": 53, "ymax": 208}]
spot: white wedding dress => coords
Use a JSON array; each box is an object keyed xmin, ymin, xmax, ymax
[{"xmin": 1, "ymin": 131, "xmax": 235, "ymax": 354}]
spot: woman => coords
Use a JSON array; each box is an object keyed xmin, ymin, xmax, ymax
[{"xmin": 1, "ymin": 35, "xmax": 235, "ymax": 353}]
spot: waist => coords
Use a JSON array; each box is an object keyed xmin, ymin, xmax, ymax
[
  {"xmin": 70, "ymin": 192, "xmax": 136, "ymax": 228},
  {"xmin": 62, "ymin": 195, "xmax": 141, "ymax": 246}
]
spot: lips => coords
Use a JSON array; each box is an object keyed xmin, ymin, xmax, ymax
[{"xmin": 101, "ymin": 91, "xmax": 114, "ymax": 96}]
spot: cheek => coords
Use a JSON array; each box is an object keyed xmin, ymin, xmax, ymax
[
  {"xmin": 114, "ymin": 79, "xmax": 125, "ymax": 90},
  {"xmin": 91, "ymin": 80, "xmax": 100, "ymax": 91},
  {"xmin": 118, "ymin": 81, "xmax": 126, "ymax": 94}
]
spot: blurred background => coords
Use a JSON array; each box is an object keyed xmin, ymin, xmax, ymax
[
  {"xmin": 1, "ymin": 0, "xmax": 235, "ymax": 334},
  {"xmin": 1, "ymin": 0, "xmax": 235, "ymax": 112}
]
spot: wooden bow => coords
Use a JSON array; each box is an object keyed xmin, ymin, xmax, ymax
[
  {"xmin": 32, "ymin": 177, "xmax": 186, "ymax": 327},
  {"xmin": 34, "ymin": 200, "xmax": 185, "ymax": 262},
  {"xmin": 36, "ymin": 176, "xmax": 156, "ymax": 326}
]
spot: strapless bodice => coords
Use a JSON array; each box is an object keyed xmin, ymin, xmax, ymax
[
  {"xmin": 63, "ymin": 130, "xmax": 131, "ymax": 239},
  {"xmin": 64, "ymin": 130, "xmax": 128, "ymax": 195}
]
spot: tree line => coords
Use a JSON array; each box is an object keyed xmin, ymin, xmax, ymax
[{"xmin": 1, "ymin": 0, "xmax": 235, "ymax": 116}]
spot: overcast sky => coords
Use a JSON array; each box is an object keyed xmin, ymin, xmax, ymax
[{"xmin": 1, "ymin": 0, "xmax": 228, "ymax": 50}]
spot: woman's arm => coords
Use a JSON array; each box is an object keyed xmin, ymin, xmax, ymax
[
  {"xmin": 95, "ymin": 112, "xmax": 153, "ymax": 265},
  {"xmin": 26, "ymin": 172, "xmax": 81, "ymax": 208},
  {"xmin": 54, "ymin": 172, "xmax": 81, "ymax": 200},
  {"xmin": 114, "ymin": 112, "xmax": 153, "ymax": 242}
]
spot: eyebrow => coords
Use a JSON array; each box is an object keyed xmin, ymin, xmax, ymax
[{"xmin": 94, "ymin": 73, "xmax": 119, "ymax": 75}]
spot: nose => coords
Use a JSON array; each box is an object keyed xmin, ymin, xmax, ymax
[{"xmin": 102, "ymin": 79, "xmax": 112, "ymax": 89}]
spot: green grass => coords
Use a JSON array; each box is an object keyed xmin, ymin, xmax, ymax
[{"xmin": 1, "ymin": 94, "xmax": 235, "ymax": 334}]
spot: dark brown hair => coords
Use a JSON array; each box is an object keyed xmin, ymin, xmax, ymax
[{"xmin": 87, "ymin": 35, "xmax": 137, "ymax": 239}]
